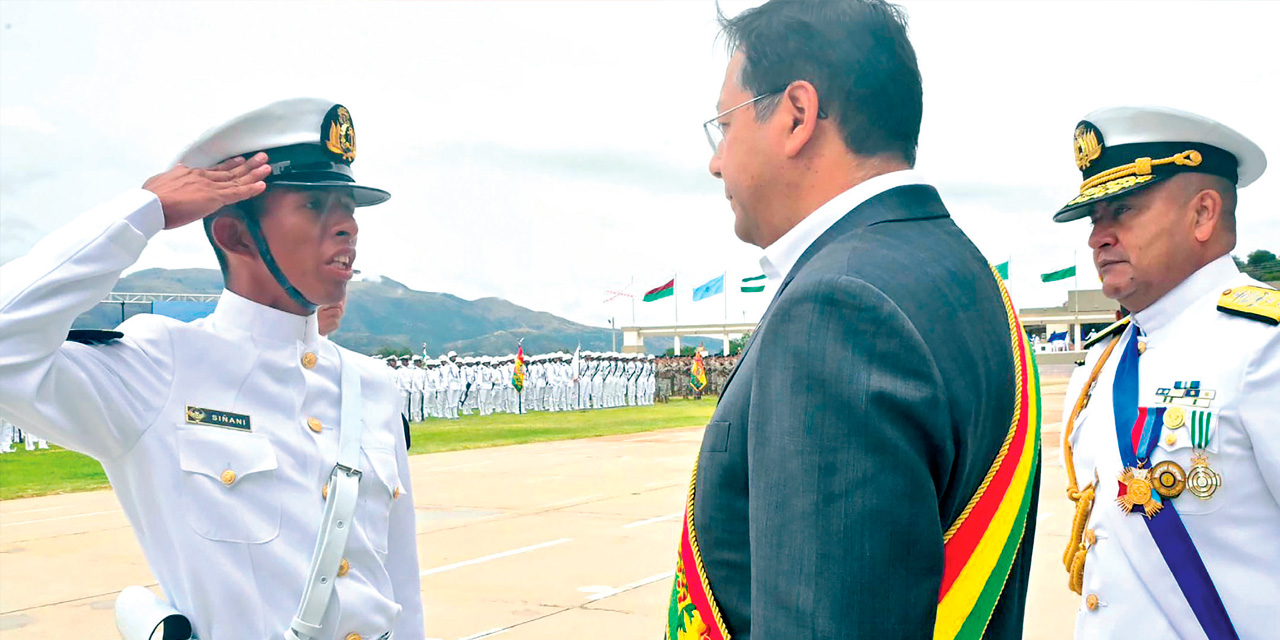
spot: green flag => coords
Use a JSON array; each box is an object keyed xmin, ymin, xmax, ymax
[
  {"xmin": 1040, "ymin": 265, "xmax": 1076, "ymax": 282},
  {"xmin": 741, "ymin": 274, "xmax": 766, "ymax": 293},
  {"xmin": 994, "ymin": 261, "xmax": 1009, "ymax": 280}
]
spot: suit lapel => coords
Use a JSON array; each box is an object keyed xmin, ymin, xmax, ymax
[{"xmin": 718, "ymin": 185, "xmax": 949, "ymax": 394}]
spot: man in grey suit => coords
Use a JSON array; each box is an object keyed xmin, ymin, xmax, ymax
[{"xmin": 664, "ymin": 1, "xmax": 1038, "ymax": 638}]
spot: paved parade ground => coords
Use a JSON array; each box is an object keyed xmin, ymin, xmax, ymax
[{"xmin": 1, "ymin": 376, "xmax": 1081, "ymax": 639}]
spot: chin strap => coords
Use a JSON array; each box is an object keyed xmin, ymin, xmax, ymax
[{"xmin": 243, "ymin": 213, "xmax": 317, "ymax": 312}]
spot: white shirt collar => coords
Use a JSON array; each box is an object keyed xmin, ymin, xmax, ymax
[
  {"xmin": 209, "ymin": 289, "xmax": 320, "ymax": 345},
  {"xmin": 1133, "ymin": 253, "xmax": 1239, "ymax": 336},
  {"xmin": 760, "ymin": 169, "xmax": 928, "ymax": 281}
]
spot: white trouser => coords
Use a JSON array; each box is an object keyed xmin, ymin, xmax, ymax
[
  {"xmin": 446, "ymin": 389, "xmax": 461, "ymax": 419},
  {"xmin": 0, "ymin": 421, "xmax": 15, "ymax": 452}
]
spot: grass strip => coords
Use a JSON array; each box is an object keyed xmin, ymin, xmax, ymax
[{"xmin": 0, "ymin": 398, "xmax": 717, "ymax": 500}]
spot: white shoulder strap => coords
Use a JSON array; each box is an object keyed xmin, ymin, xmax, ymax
[{"xmin": 287, "ymin": 350, "xmax": 363, "ymax": 640}]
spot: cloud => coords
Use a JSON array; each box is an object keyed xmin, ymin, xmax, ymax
[
  {"xmin": 2, "ymin": 0, "xmax": 1277, "ymax": 327},
  {"xmin": 0, "ymin": 106, "xmax": 55, "ymax": 133}
]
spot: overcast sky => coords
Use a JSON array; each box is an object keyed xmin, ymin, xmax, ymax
[{"xmin": 3, "ymin": 0, "xmax": 1278, "ymax": 329}]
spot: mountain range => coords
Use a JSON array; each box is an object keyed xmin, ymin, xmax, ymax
[{"xmin": 71, "ymin": 268, "xmax": 718, "ymax": 356}]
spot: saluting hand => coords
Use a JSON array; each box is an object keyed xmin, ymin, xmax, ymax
[{"xmin": 142, "ymin": 152, "xmax": 272, "ymax": 230}]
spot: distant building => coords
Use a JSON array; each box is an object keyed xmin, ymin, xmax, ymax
[{"xmin": 1018, "ymin": 289, "xmax": 1121, "ymax": 353}]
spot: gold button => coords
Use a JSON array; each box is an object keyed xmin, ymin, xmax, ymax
[
  {"xmin": 1222, "ymin": 288, "xmax": 1233, "ymax": 296},
  {"xmin": 392, "ymin": 486, "xmax": 401, "ymax": 500},
  {"xmin": 302, "ymin": 352, "xmax": 318, "ymax": 369},
  {"xmin": 1165, "ymin": 434, "xmax": 1178, "ymax": 446},
  {"xmin": 345, "ymin": 634, "xmax": 362, "ymax": 640},
  {"xmin": 1083, "ymin": 529, "xmax": 1096, "ymax": 548},
  {"xmin": 337, "ymin": 558, "xmax": 350, "ymax": 577},
  {"xmin": 322, "ymin": 483, "xmax": 329, "ymax": 500},
  {"xmin": 307, "ymin": 417, "xmax": 323, "ymax": 433},
  {"xmin": 1137, "ymin": 341, "xmax": 1147, "ymax": 355},
  {"xmin": 220, "ymin": 469, "xmax": 237, "ymax": 486},
  {"xmin": 1086, "ymin": 593, "xmax": 1100, "ymax": 611}
]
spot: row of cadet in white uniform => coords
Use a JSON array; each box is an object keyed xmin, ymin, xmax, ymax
[
  {"xmin": 0, "ymin": 414, "xmax": 49, "ymax": 452},
  {"xmin": 384, "ymin": 351, "xmax": 656, "ymax": 421}
]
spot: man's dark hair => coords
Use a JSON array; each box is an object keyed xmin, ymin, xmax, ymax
[{"xmin": 719, "ymin": 0, "xmax": 923, "ymax": 165}]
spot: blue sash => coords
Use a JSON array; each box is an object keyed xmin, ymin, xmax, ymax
[{"xmin": 1113, "ymin": 329, "xmax": 1238, "ymax": 640}]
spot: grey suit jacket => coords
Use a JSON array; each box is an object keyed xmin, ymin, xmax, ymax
[{"xmin": 693, "ymin": 184, "xmax": 1037, "ymax": 639}]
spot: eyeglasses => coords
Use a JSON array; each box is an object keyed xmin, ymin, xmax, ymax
[
  {"xmin": 703, "ymin": 92, "xmax": 780, "ymax": 154},
  {"xmin": 702, "ymin": 87, "xmax": 827, "ymax": 154}
]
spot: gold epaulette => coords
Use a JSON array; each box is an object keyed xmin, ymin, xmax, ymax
[
  {"xmin": 1083, "ymin": 316, "xmax": 1130, "ymax": 349},
  {"xmin": 1218, "ymin": 285, "xmax": 1280, "ymax": 326}
]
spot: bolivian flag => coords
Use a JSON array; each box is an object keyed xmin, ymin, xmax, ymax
[
  {"xmin": 513, "ymin": 344, "xmax": 526, "ymax": 392},
  {"xmin": 690, "ymin": 351, "xmax": 708, "ymax": 392}
]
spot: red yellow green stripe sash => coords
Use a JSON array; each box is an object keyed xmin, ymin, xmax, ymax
[
  {"xmin": 665, "ymin": 266, "xmax": 1039, "ymax": 640},
  {"xmin": 667, "ymin": 460, "xmax": 730, "ymax": 640},
  {"xmin": 934, "ymin": 267, "xmax": 1041, "ymax": 640}
]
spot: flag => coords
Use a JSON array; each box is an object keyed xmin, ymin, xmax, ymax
[
  {"xmin": 513, "ymin": 344, "xmax": 526, "ymax": 392},
  {"xmin": 1040, "ymin": 265, "xmax": 1076, "ymax": 282},
  {"xmin": 741, "ymin": 274, "xmax": 766, "ymax": 293},
  {"xmin": 994, "ymin": 261, "xmax": 1009, "ymax": 280},
  {"xmin": 690, "ymin": 351, "xmax": 708, "ymax": 392},
  {"xmin": 692, "ymin": 274, "xmax": 725, "ymax": 301},
  {"xmin": 643, "ymin": 279, "xmax": 675, "ymax": 302},
  {"xmin": 571, "ymin": 344, "xmax": 581, "ymax": 383},
  {"xmin": 603, "ymin": 279, "xmax": 634, "ymax": 303}
]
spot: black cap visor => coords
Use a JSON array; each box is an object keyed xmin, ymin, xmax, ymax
[
  {"xmin": 1055, "ymin": 142, "xmax": 1238, "ymax": 223},
  {"xmin": 1053, "ymin": 174, "xmax": 1170, "ymax": 222},
  {"xmin": 266, "ymin": 177, "xmax": 390, "ymax": 207},
  {"xmin": 238, "ymin": 143, "xmax": 391, "ymax": 207}
]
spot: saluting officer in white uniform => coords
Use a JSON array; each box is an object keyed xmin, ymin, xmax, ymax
[
  {"xmin": 0, "ymin": 98, "xmax": 424, "ymax": 640},
  {"xmin": 1055, "ymin": 107, "xmax": 1279, "ymax": 640}
]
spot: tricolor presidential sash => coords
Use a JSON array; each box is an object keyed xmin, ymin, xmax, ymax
[
  {"xmin": 666, "ymin": 461, "xmax": 730, "ymax": 640},
  {"xmin": 933, "ymin": 268, "xmax": 1041, "ymax": 639},
  {"xmin": 664, "ymin": 266, "xmax": 1039, "ymax": 640}
]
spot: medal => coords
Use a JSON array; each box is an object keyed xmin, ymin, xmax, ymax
[
  {"xmin": 1151, "ymin": 460, "xmax": 1186, "ymax": 498},
  {"xmin": 1184, "ymin": 410, "xmax": 1220, "ymax": 499},
  {"xmin": 1187, "ymin": 453, "xmax": 1221, "ymax": 499},
  {"xmin": 1117, "ymin": 467, "xmax": 1163, "ymax": 518},
  {"xmin": 1163, "ymin": 406, "xmax": 1185, "ymax": 430}
]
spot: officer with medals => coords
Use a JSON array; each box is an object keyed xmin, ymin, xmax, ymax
[
  {"xmin": 0, "ymin": 98, "xmax": 424, "ymax": 639},
  {"xmin": 1057, "ymin": 106, "xmax": 1279, "ymax": 640}
]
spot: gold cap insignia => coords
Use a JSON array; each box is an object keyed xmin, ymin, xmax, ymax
[
  {"xmin": 1074, "ymin": 121, "xmax": 1103, "ymax": 171},
  {"xmin": 323, "ymin": 104, "xmax": 356, "ymax": 163}
]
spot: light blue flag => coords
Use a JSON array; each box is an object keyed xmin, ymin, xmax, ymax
[{"xmin": 692, "ymin": 274, "xmax": 725, "ymax": 301}]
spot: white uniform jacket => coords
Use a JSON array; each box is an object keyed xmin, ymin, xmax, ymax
[
  {"xmin": 1064, "ymin": 255, "xmax": 1279, "ymax": 640},
  {"xmin": 0, "ymin": 190, "xmax": 425, "ymax": 640}
]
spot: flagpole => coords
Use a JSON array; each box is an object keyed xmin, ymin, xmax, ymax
[
  {"xmin": 723, "ymin": 271, "xmax": 730, "ymax": 355},
  {"xmin": 673, "ymin": 274, "xmax": 679, "ymax": 325},
  {"xmin": 1073, "ymin": 249, "xmax": 1079, "ymax": 289}
]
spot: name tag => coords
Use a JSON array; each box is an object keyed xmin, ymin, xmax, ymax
[{"xmin": 186, "ymin": 406, "xmax": 252, "ymax": 432}]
